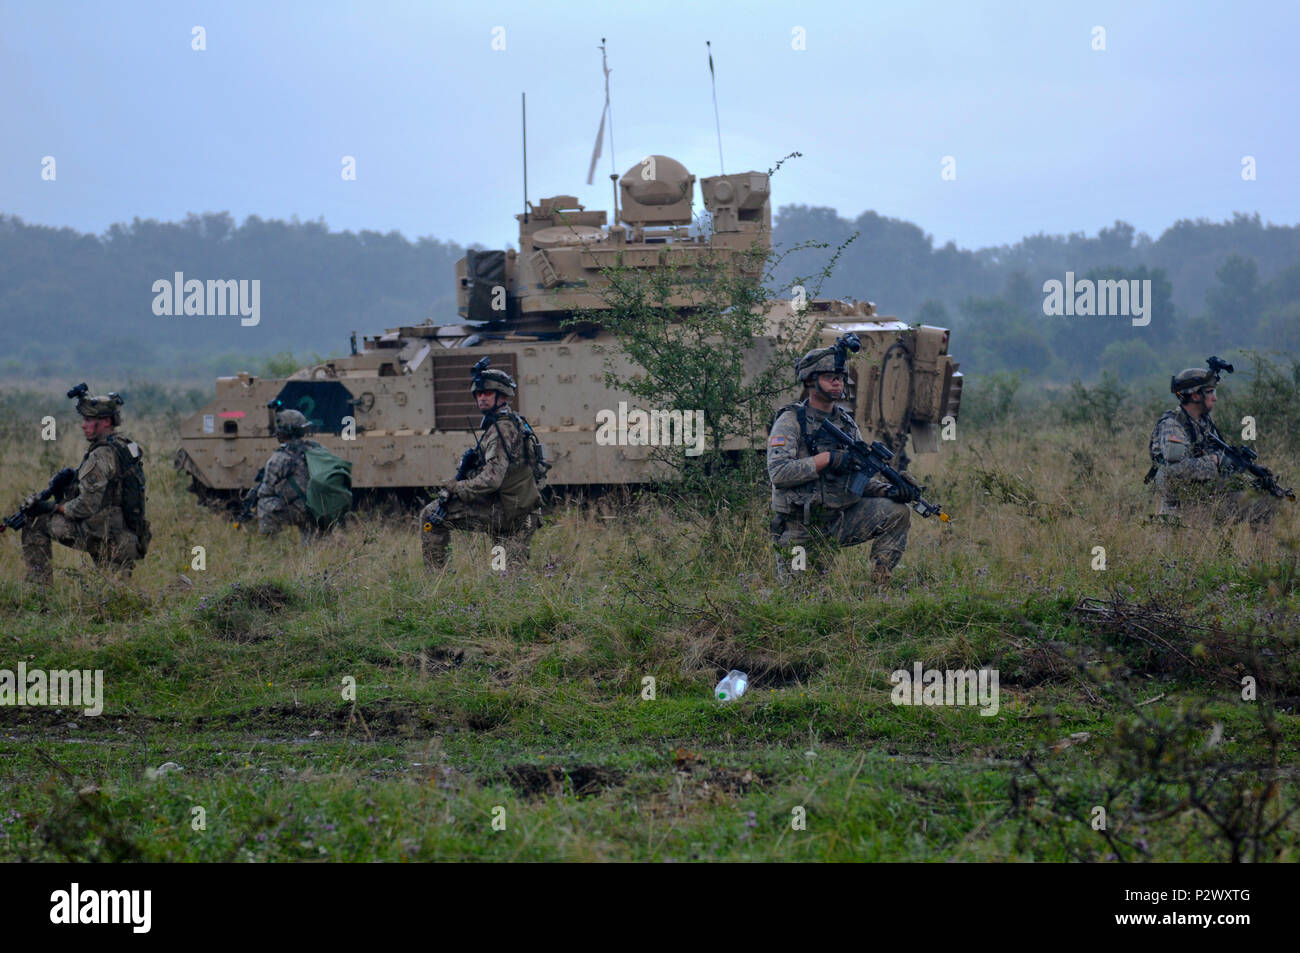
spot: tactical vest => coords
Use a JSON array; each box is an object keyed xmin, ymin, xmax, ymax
[
  {"xmin": 281, "ymin": 439, "xmax": 321, "ymax": 503},
  {"xmin": 86, "ymin": 433, "xmax": 150, "ymax": 555},
  {"xmin": 769, "ymin": 400, "xmax": 860, "ymax": 513},
  {"xmin": 770, "ymin": 401, "xmax": 859, "ymax": 455},
  {"xmin": 486, "ymin": 409, "xmax": 542, "ymax": 521},
  {"xmin": 1144, "ymin": 408, "xmax": 1220, "ymax": 484},
  {"xmin": 79, "ymin": 437, "xmax": 122, "ymax": 511}
]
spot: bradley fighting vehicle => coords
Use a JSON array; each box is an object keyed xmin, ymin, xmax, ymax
[{"xmin": 175, "ymin": 155, "xmax": 963, "ymax": 499}]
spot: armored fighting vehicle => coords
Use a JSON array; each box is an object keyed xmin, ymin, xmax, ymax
[{"xmin": 175, "ymin": 155, "xmax": 962, "ymax": 498}]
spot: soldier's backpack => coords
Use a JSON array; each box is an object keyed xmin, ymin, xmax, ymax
[
  {"xmin": 289, "ymin": 446, "xmax": 354, "ymax": 529},
  {"xmin": 514, "ymin": 412, "xmax": 552, "ymax": 487},
  {"xmin": 108, "ymin": 436, "xmax": 151, "ymax": 557}
]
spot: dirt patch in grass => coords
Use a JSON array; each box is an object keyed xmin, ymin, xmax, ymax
[
  {"xmin": 712, "ymin": 658, "xmax": 819, "ymax": 690},
  {"xmin": 377, "ymin": 646, "xmax": 466, "ymax": 675},
  {"xmin": 617, "ymin": 752, "xmax": 772, "ymax": 819},
  {"xmin": 500, "ymin": 763, "xmax": 627, "ymax": 799},
  {"xmin": 671, "ymin": 748, "xmax": 768, "ymax": 794},
  {"xmin": 681, "ymin": 623, "xmax": 825, "ymax": 689},
  {"xmin": 692, "ymin": 766, "xmax": 765, "ymax": 795},
  {"xmin": 197, "ymin": 582, "xmax": 296, "ymax": 643},
  {"xmin": 415, "ymin": 647, "xmax": 464, "ymax": 675},
  {"xmin": 995, "ymin": 637, "xmax": 1092, "ymax": 688},
  {"xmin": 188, "ymin": 701, "xmax": 443, "ymax": 736}
]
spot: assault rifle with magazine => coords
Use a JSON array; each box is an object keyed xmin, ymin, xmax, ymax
[
  {"xmin": 425, "ymin": 421, "xmax": 487, "ymax": 528},
  {"xmin": 1206, "ymin": 431, "xmax": 1295, "ymax": 502},
  {"xmin": 815, "ymin": 419, "xmax": 951, "ymax": 521},
  {"xmin": 1, "ymin": 468, "xmax": 78, "ymax": 532},
  {"xmin": 1197, "ymin": 354, "xmax": 1294, "ymax": 502}
]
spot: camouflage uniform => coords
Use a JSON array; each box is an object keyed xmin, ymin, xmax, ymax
[
  {"xmin": 768, "ymin": 400, "xmax": 910, "ymax": 578},
  {"xmin": 1148, "ymin": 408, "xmax": 1277, "ymax": 524},
  {"xmin": 257, "ymin": 437, "xmax": 322, "ymax": 539},
  {"xmin": 420, "ymin": 408, "xmax": 542, "ymax": 572},
  {"xmin": 22, "ymin": 433, "xmax": 144, "ymax": 585}
]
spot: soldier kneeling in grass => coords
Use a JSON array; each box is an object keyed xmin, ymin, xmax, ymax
[
  {"xmin": 256, "ymin": 409, "xmax": 323, "ymax": 543},
  {"xmin": 17, "ymin": 388, "xmax": 150, "ymax": 586},
  {"xmin": 1146, "ymin": 364, "xmax": 1284, "ymax": 525},
  {"xmin": 419, "ymin": 365, "xmax": 546, "ymax": 574},
  {"xmin": 767, "ymin": 347, "xmax": 913, "ymax": 587}
]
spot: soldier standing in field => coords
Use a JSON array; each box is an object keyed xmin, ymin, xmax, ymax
[
  {"xmin": 19, "ymin": 388, "xmax": 149, "ymax": 585},
  {"xmin": 256, "ymin": 409, "xmax": 322, "ymax": 541},
  {"xmin": 1146, "ymin": 364, "xmax": 1278, "ymax": 524},
  {"xmin": 768, "ymin": 347, "xmax": 914, "ymax": 586},
  {"xmin": 419, "ymin": 365, "xmax": 543, "ymax": 573}
]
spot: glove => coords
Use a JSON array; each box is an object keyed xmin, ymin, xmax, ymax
[
  {"xmin": 826, "ymin": 450, "xmax": 850, "ymax": 473},
  {"xmin": 886, "ymin": 481, "xmax": 921, "ymax": 504}
]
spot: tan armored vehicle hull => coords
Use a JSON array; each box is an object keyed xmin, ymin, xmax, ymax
[{"xmin": 176, "ymin": 157, "xmax": 961, "ymax": 496}]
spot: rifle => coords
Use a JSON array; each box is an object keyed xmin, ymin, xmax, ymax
[
  {"xmin": 814, "ymin": 419, "xmax": 951, "ymax": 521},
  {"xmin": 424, "ymin": 416, "xmax": 488, "ymax": 528},
  {"xmin": 234, "ymin": 466, "xmax": 266, "ymax": 528},
  {"xmin": 1206, "ymin": 431, "xmax": 1296, "ymax": 501},
  {"xmin": 1, "ymin": 468, "xmax": 78, "ymax": 533}
]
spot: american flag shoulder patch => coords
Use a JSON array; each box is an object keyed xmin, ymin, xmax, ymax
[{"xmin": 769, "ymin": 435, "xmax": 786, "ymax": 447}]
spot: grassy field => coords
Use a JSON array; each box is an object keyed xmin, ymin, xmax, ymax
[{"xmin": 1, "ymin": 393, "xmax": 1299, "ymax": 862}]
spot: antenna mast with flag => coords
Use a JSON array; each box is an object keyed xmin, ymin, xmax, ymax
[
  {"xmin": 522, "ymin": 92, "xmax": 529, "ymax": 224},
  {"xmin": 707, "ymin": 41, "xmax": 724, "ymax": 174},
  {"xmin": 587, "ymin": 38, "xmax": 619, "ymax": 218}
]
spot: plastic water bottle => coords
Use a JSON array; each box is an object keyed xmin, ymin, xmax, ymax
[{"xmin": 714, "ymin": 670, "xmax": 749, "ymax": 702}]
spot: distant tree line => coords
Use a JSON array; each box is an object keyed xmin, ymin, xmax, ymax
[
  {"xmin": 0, "ymin": 212, "xmax": 464, "ymax": 380},
  {"xmin": 771, "ymin": 208, "xmax": 1300, "ymax": 381},
  {"xmin": 1, "ymin": 207, "xmax": 1297, "ymax": 382}
]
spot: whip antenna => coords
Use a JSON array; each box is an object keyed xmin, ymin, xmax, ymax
[
  {"xmin": 707, "ymin": 41, "xmax": 724, "ymax": 174},
  {"xmin": 522, "ymin": 92, "xmax": 529, "ymax": 224},
  {"xmin": 588, "ymin": 39, "xmax": 620, "ymax": 218}
]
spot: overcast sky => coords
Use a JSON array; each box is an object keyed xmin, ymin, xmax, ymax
[{"xmin": 3, "ymin": 0, "xmax": 1297, "ymax": 252}]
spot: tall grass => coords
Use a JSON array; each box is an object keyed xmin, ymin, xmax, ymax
[{"xmin": 1, "ymin": 376, "xmax": 1297, "ymax": 862}]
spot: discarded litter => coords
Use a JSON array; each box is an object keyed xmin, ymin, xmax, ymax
[{"xmin": 714, "ymin": 670, "xmax": 749, "ymax": 702}]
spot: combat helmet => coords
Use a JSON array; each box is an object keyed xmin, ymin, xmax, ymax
[
  {"xmin": 471, "ymin": 368, "xmax": 516, "ymax": 399},
  {"xmin": 1171, "ymin": 367, "xmax": 1218, "ymax": 400},
  {"xmin": 274, "ymin": 408, "xmax": 310, "ymax": 438},
  {"xmin": 796, "ymin": 347, "xmax": 840, "ymax": 383},
  {"xmin": 74, "ymin": 390, "xmax": 124, "ymax": 424}
]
